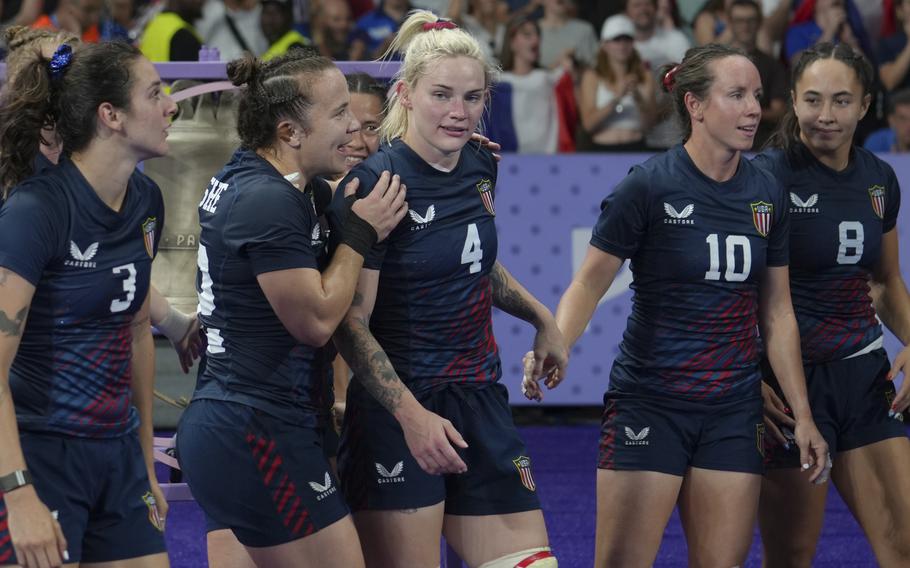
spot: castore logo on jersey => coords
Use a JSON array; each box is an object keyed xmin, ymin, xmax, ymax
[
  {"xmin": 66, "ymin": 241, "xmax": 99, "ymax": 268},
  {"xmin": 663, "ymin": 202, "xmax": 694, "ymax": 224},
  {"xmin": 789, "ymin": 193, "xmax": 819, "ymax": 213},
  {"xmin": 409, "ymin": 205, "xmax": 436, "ymax": 231}
]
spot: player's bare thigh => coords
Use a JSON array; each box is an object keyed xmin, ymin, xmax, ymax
[
  {"xmin": 677, "ymin": 467, "xmax": 761, "ymax": 568},
  {"xmin": 353, "ymin": 502, "xmax": 445, "ymax": 568},
  {"xmin": 758, "ymin": 467, "xmax": 829, "ymax": 568},
  {"xmin": 442, "ymin": 509, "xmax": 548, "ymax": 567},
  {"xmin": 833, "ymin": 437, "xmax": 910, "ymax": 567},
  {"xmin": 595, "ymin": 469, "xmax": 682, "ymax": 568}
]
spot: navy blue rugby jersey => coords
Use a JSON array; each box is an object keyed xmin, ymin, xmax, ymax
[
  {"xmin": 327, "ymin": 139, "xmax": 501, "ymax": 393},
  {"xmin": 753, "ymin": 144, "xmax": 900, "ymax": 363},
  {"xmin": 0, "ymin": 158, "xmax": 164, "ymax": 437},
  {"xmin": 194, "ymin": 148, "xmax": 333, "ymax": 426},
  {"xmin": 593, "ymin": 145, "xmax": 789, "ymax": 402}
]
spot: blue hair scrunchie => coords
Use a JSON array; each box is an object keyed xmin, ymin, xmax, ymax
[{"xmin": 47, "ymin": 44, "xmax": 73, "ymax": 80}]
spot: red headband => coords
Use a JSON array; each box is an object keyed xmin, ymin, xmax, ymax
[
  {"xmin": 662, "ymin": 64, "xmax": 680, "ymax": 91},
  {"xmin": 422, "ymin": 19, "xmax": 458, "ymax": 31}
]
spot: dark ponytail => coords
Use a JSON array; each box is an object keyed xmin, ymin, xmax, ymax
[
  {"xmin": 0, "ymin": 41, "xmax": 143, "ymax": 196},
  {"xmin": 229, "ymin": 52, "xmax": 336, "ymax": 151}
]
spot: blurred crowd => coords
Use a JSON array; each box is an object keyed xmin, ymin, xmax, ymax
[{"xmin": 3, "ymin": 0, "xmax": 910, "ymax": 154}]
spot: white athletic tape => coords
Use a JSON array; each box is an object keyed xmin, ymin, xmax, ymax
[{"xmin": 478, "ymin": 547, "xmax": 556, "ymax": 568}]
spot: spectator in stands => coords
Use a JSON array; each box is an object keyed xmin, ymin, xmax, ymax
[
  {"xmin": 100, "ymin": 0, "xmax": 134, "ymax": 41},
  {"xmin": 784, "ymin": 0, "xmax": 871, "ymax": 64},
  {"xmin": 197, "ymin": 0, "xmax": 269, "ymax": 60},
  {"xmin": 620, "ymin": 0, "xmax": 690, "ymax": 149},
  {"xmin": 349, "ymin": 0, "xmax": 410, "ymax": 60},
  {"xmin": 692, "ymin": 0, "xmax": 733, "ymax": 45},
  {"xmin": 727, "ymin": 0, "xmax": 786, "ymax": 149},
  {"xmin": 32, "ymin": 0, "xmax": 103, "ymax": 42},
  {"xmin": 1, "ymin": 0, "xmax": 44, "ymax": 28},
  {"xmin": 578, "ymin": 14, "xmax": 655, "ymax": 151},
  {"xmin": 260, "ymin": 0, "xmax": 310, "ymax": 60},
  {"xmin": 538, "ymin": 0, "xmax": 598, "ymax": 69},
  {"xmin": 878, "ymin": 0, "xmax": 910, "ymax": 92},
  {"xmin": 447, "ymin": 0, "xmax": 508, "ymax": 62},
  {"xmin": 139, "ymin": 0, "xmax": 204, "ymax": 61},
  {"xmin": 656, "ymin": 0, "xmax": 681, "ymax": 31},
  {"xmin": 623, "ymin": 0, "xmax": 689, "ymax": 69},
  {"xmin": 487, "ymin": 14, "xmax": 577, "ymax": 152},
  {"xmin": 312, "ymin": 0, "xmax": 353, "ymax": 60},
  {"xmin": 865, "ymin": 87, "xmax": 910, "ymax": 152}
]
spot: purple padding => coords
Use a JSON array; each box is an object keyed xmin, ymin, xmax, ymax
[{"xmin": 493, "ymin": 153, "xmax": 910, "ymax": 405}]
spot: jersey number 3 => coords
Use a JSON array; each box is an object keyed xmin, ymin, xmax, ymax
[
  {"xmin": 461, "ymin": 223, "xmax": 483, "ymax": 274},
  {"xmin": 110, "ymin": 263, "xmax": 137, "ymax": 313},
  {"xmin": 705, "ymin": 234, "xmax": 752, "ymax": 282}
]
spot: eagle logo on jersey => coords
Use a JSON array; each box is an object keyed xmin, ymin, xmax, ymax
[
  {"xmin": 476, "ymin": 178, "xmax": 495, "ymax": 216},
  {"xmin": 141, "ymin": 217, "xmax": 157, "ymax": 258},
  {"xmin": 408, "ymin": 205, "xmax": 436, "ymax": 230},
  {"xmin": 513, "ymin": 456, "xmax": 536, "ymax": 491},
  {"xmin": 663, "ymin": 202, "xmax": 694, "ymax": 224},
  {"xmin": 67, "ymin": 241, "xmax": 99, "ymax": 268},
  {"xmin": 624, "ymin": 426, "xmax": 650, "ymax": 446},
  {"xmin": 308, "ymin": 472, "xmax": 337, "ymax": 501},
  {"xmin": 868, "ymin": 185, "xmax": 886, "ymax": 219},
  {"xmin": 789, "ymin": 193, "xmax": 819, "ymax": 213},
  {"xmin": 376, "ymin": 461, "xmax": 405, "ymax": 484},
  {"xmin": 750, "ymin": 201, "xmax": 773, "ymax": 237}
]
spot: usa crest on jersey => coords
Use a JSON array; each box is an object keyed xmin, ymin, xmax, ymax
[
  {"xmin": 141, "ymin": 217, "xmax": 157, "ymax": 258},
  {"xmin": 868, "ymin": 185, "xmax": 886, "ymax": 219},
  {"xmin": 476, "ymin": 178, "xmax": 495, "ymax": 216},
  {"xmin": 512, "ymin": 455, "xmax": 536, "ymax": 491},
  {"xmin": 750, "ymin": 201, "xmax": 772, "ymax": 237}
]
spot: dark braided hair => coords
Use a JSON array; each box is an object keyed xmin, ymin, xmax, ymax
[
  {"xmin": 228, "ymin": 52, "xmax": 337, "ymax": 150},
  {"xmin": 765, "ymin": 42, "xmax": 874, "ymax": 150}
]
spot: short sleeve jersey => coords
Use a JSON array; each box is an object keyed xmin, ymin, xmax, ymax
[
  {"xmin": 0, "ymin": 159, "xmax": 164, "ymax": 437},
  {"xmin": 327, "ymin": 139, "xmax": 500, "ymax": 393},
  {"xmin": 753, "ymin": 144, "xmax": 900, "ymax": 363},
  {"xmin": 193, "ymin": 149, "xmax": 332, "ymax": 426},
  {"xmin": 592, "ymin": 145, "xmax": 789, "ymax": 402}
]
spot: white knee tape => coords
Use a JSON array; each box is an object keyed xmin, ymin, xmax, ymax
[{"xmin": 477, "ymin": 547, "xmax": 557, "ymax": 568}]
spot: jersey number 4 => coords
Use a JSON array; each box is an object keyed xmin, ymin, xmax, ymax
[
  {"xmin": 461, "ymin": 223, "xmax": 483, "ymax": 274},
  {"xmin": 705, "ymin": 234, "xmax": 752, "ymax": 282}
]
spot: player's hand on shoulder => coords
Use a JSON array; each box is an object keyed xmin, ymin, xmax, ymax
[
  {"xmin": 5, "ymin": 485, "xmax": 68, "ymax": 567},
  {"xmin": 399, "ymin": 405, "xmax": 468, "ymax": 475},
  {"xmin": 347, "ymin": 171, "xmax": 408, "ymax": 242},
  {"xmin": 470, "ymin": 132, "xmax": 502, "ymax": 162}
]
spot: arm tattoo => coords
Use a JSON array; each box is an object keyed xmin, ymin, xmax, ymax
[
  {"xmin": 0, "ymin": 307, "xmax": 27, "ymax": 337},
  {"xmin": 335, "ymin": 316, "xmax": 404, "ymax": 413},
  {"xmin": 489, "ymin": 263, "xmax": 540, "ymax": 325}
]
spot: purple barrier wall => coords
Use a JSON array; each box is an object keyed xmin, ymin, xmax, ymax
[{"xmin": 494, "ymin": 153, "xmax": 910, "ymax": 405}]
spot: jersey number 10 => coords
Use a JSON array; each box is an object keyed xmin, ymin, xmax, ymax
[{"xmin": 704, "ymin": 234, "xmax": 752, "ymax": 282}]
